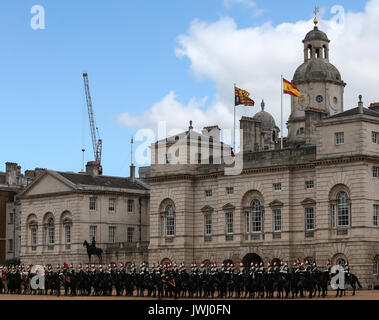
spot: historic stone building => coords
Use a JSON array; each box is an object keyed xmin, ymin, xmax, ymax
[
  {"xmin": 19, "ymin": 162, "xmax": 150, "ymax": 266},
  {"xmin": 0, "ymin": 162, "xmax": 36, "ymax": 262},
  {"xmin": 142, "ymin": 23, "xmax": 379, "ymax": 288}
]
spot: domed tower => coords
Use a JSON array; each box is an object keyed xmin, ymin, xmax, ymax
[
  {"xmin": 287, "ymin": 15, "xmax": 346, "ymax": 145},
  {"xmin": 254, "ymin": 100, "xmax": 280, "ymax": 150}
]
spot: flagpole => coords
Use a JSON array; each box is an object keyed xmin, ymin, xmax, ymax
[
  {"xmin": 234, "ymin": 83, "xmax": 236, "ymax": 153},
  {"xmin": 281, "ymin": 75, "xmax": 283, "ymax": 150}
]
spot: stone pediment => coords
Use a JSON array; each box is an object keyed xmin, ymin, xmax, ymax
[
  {"xmin": 201, "ymin": 205, "xmax": 214, "ymax": 213},
  {"xmin": 269, "ymin": 199, "xmax": 284, "ymax": 207},
  {"xmin": 22, "ymin": 171, "xmax": 76, "ymax": 197},
  {"xmin": 222, "ymin": 203, "xmax": 236, "ymax": 211},
  {"xmin": 301, "ymin": 198, "xmax": 316, "ymax": 206}
]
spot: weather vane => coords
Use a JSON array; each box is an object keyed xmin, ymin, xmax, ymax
[{"xmin": 314, "ymin": 7, "xmax": 319, "ymax": 26}]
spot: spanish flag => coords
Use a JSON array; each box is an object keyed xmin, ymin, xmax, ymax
[
  {"xmin": 283, "ymin": 78, "xmax": 301, "ymax": 97},
  {"xmin": 235, "ymin": 86, "xmax": 255, "ymax": 107}
]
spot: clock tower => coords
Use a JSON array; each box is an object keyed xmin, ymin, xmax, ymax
[{"xmin": 287, "ymin": 13, "xmax": 346, "ymax": 144}]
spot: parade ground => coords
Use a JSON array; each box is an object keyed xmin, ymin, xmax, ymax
[{"xmin": 0, "ymin": 290, "xmax": 378, "ymax": 300}]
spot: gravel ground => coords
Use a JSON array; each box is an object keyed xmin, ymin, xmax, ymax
[{"xmin": 0, "ymin": 290, "xmax": 377, "ymax": 300}]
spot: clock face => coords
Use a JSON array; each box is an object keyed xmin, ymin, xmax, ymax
[
  {"xmin": 294, "ymin": 93, "xmax": 310, "ymax": 111},
  {"xmin": 316, "ymin": 95, "xmax": 324, "ymax": 103}
]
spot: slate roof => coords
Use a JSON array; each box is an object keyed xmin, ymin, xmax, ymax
[
  {"xmin": 325, "ymin": 107, "xmax": 379, "ymax": 120},
  {"xmin": 57, "ymin": 172, "xmax": 148, "ymax": 191}
]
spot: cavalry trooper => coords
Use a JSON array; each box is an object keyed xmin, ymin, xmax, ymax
[
  {"xmin": 325, "ymin": 259, "xmax": 331, "ymax": 273},
  {"xmin": 259, "ymin": 262, "xmax": 265, "ymax": 274},
  {"xmin": 267, "ymin": 262, "xmax": 273, "ymax": 274},
  {"xmin": 344, "ymin": 261, "xmax": 350, "ymax": 275},
  {"xmin": 311, "ymin": 262, "xmax": 318, "ymax": 273},
  {"xmin": 179, "ymin": 263, "xmax": 186, "ymax": 275},
  {"xmin": 273, "ymin": 261, "xmax": 279, "ymax": 273},
  {"xmin": 238, "ymin": 262, "xmax": 245, "ymax": 275},
  {"xmin": 130, "ymin": 262, "xmax": 137, "ymax": 274}
]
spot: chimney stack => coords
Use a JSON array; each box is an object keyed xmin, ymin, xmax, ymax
[
  {"xmin": 130, "ymin": 164, "xmax": 136, "ymax": 180},
  {"xmin": 86, "ymin": 161, "xmax": 100, "ymax": 177},
  {"xmin": 5, "ymin": 162, "xmax": 18, "ymax": 186}
]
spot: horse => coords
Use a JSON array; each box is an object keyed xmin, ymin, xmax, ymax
[{"xmin": 83, "ymin": 240, "xmax": 102, "ymax": 264}]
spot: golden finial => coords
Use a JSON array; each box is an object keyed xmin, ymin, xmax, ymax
[{"xmin": 314, "ymin": 7, "xmax": 319, "ymax": 26}]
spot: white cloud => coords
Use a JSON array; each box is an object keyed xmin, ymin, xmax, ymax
[{"xmin": 118, "ymin": 0, "xmax": 379, "ymax": 139}]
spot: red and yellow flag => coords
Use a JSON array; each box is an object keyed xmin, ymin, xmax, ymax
[{"xmin": 283, "ymin": 78, "xmax": 301, "ymax": 97}]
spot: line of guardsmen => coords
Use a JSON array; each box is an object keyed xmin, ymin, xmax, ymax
[{"xmin": 0, "ymin": 259, "xmax": 353, "ymax": 298}]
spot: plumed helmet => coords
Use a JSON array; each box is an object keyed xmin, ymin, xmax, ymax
[
  {"xmin": 260, "ymin": 262, "xmax": 264, "ymax": 267},
  {"xmin": 240, "ymin": 262, "xmax": 244, "ymax": 267}
]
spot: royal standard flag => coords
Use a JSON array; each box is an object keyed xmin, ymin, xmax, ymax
[
  {"xmin": 235, "ymin": 86, "xmax": 255, "ymax": 106},
  {"xmin": 283, "ymin": 78, "xmax": 301, "ymax": 97}
]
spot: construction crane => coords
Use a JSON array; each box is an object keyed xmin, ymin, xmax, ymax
[{"xmin": 83, "ymin": 72, "xmax": 103, "ymax": 175}]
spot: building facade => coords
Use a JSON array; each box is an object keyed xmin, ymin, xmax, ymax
[
  {"xmin": 142, "ymin": 23, "xmax": 379, "ymax": 289},
  {"xmin": 19, "ymin": 162, "xmax": 150, "ymax": 266}
]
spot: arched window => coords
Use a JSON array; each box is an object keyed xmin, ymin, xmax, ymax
[
  {"xmin": 330, "ymin": 186, "xmax": 350, "ymax": 228},
  {"xmin": 165, "ymin": 205, "xmax": 175, "ymax": 236},
  {"xmin": 251, "ymin": 200, "xmax": 262, "ymax": 232},
  {"xmin": 308, "ymin": 45, "xmax": 312, "ymax": 59},
  {"xmin": 47, "ymin": 217, "xmax": 55, "ymax": 245}
]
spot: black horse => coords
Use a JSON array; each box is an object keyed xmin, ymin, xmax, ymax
[{"xmin": 83, "ymin": 240, "xmax": 103, "ymax": 264}]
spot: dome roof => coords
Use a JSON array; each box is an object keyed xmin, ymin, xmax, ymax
[
  {"xmin": 293, "ymin": 59, "xmax": 344, "ymax": 85},
  {"xmin": 254, "ymin": 101, "xmax": 276, "ymax": 131},
  {"xmin": 304, "ymin": 27, "xmax": 329, "ymax": 42}
]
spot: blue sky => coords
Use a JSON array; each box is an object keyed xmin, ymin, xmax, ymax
[{"xmin": 0, "ymin": 0, "xmax": 371, "ymax": 176}]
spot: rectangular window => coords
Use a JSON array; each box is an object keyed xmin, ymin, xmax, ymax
[
  {"xmin": 109, "ymin": 198, "xmax": 116, "ymax": 212},
  {"xmin": 108, "ymin": 226, "xmax": 116, "ymax": 243},
  {"xmin": 204, "ymin": 215, "xmax": 212, "ymax": 236},
  {"xmin": 226, "ymin": 187, "xmax": 234, "ymax": 195},
  {"xmin": 160, "ymin": 216, "xmax": 165, "ymax": 237},
  {"xmin": 8, "ymin": 239, "xmax": 13, "ymax": 253},
  {"xmin": 127, "ymin": 227, "xmax": 134, "ymax": 243},
  {"xmin": 89, "ymin": 197, "xmax": 97, "ymax": 211},
  {"xmin": 65, "ymin": 225, "xmax": 71, "ymax": 244},
  {"xmin": 274, "ymin": 209, "xmax": 282, "ymax": 232},
  {"xmin": 127, "ymin": 200, "xmax": 134, "ymax": 213},
  {"xmin": 305, "ymin": 207, "xmax": 315, "ymax": 230},
  {"xmin": 252, "ymin": 210, "xmax": 262, "ymax": 232},
  {"xmin": 205, "ymin": 190, "xmax": 212, "ymax": 197},
  {"xmin": 245, "ymin": 212, "xmax": 250, "ymax": 233},
  {"xmin": 31, "ymin": 228, "xmax": 37, "ymax": 246},
  {"xmin": 8, "ymin": 212, "xmax": 14, "ymax": 224},
  {"xmin": 374, "ymin": 205, "xmax": 379, "ymax": 227},
  {"xmin": 372, "ymin": 132, "xmax": 379, "ymax": 144},
  {"xmin": 196, "ymin": 153, "xmax": 202, "ymax": 164},
  {"xmin": 373, "ymin": 167, "xmax": 379, "ymax": 178},
  {"xmin": 305, "ymin": 180, "xmax": 314, "ymax": 189},
  {"xmin": 226, "ymin": 212, "xmax": 233, "ymax": 234},
  {"xmin": 338, "ymin": 202, "xmax": 349, "ymax": 227},
  {"xmin": 374, "ymin": 260, "xmax": 378, "ymax": 275},
  {"xmin": 335, "ymin": 132, "xmax": 344, "ymax": 145},
  {"xmin": 166, "ymin": 153, "xmax": 172, "ymax": 164},
  {"xmin": 273, "ymin": 183, "xmax": 282, "ymax": 191},
  {"xmin": 331, "ymin": 205, "xmax": 336, "ymax": 228},
  {"xmin": 89, "ymin": 226, "xmax": 97, "ymax": 242},
  {"xmin": 166, "ymin": 213, "xmax": 175, "ymax": 236}
]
